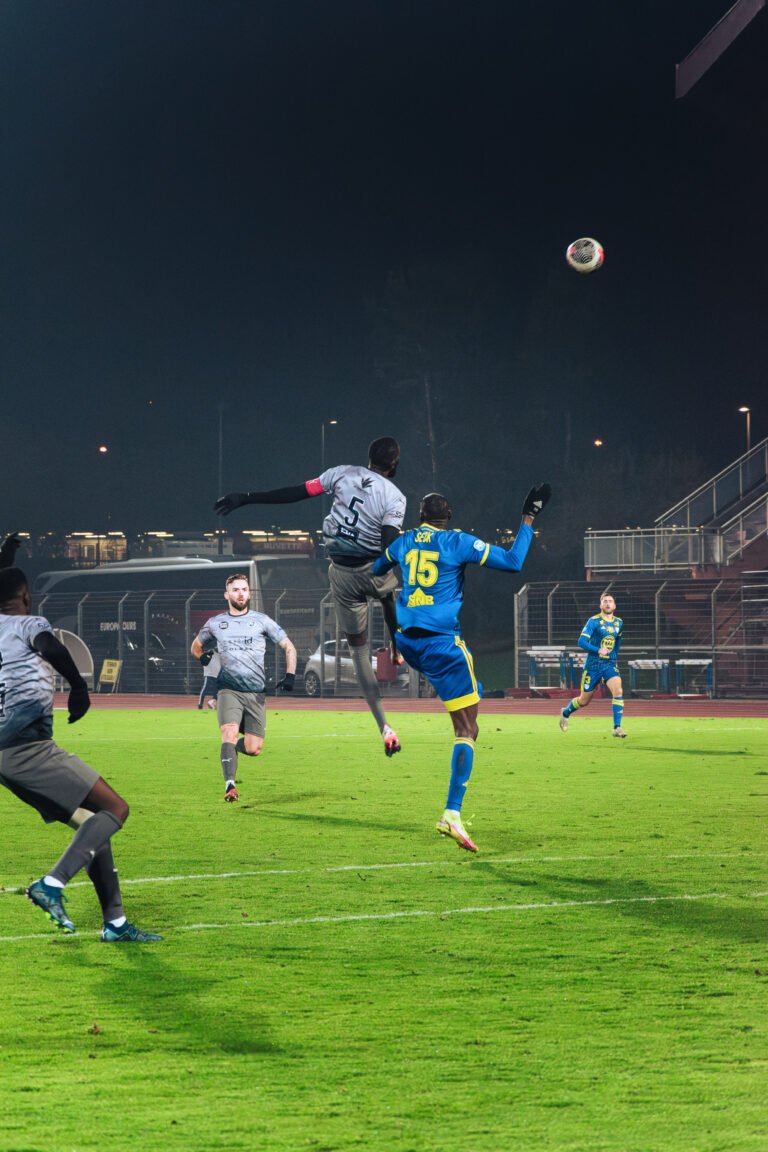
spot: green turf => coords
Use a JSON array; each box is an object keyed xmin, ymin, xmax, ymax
[{"xmin": 0, "ymin": 709, "xmax": 765, "ymax": 1151}]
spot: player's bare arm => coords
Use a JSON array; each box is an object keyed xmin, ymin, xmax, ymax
[
  {"xmin": 274, "ymin": 636, "xmax": 298, "ymax": 691},
  {"xmin": 191, "ymin": 636, "xmax": 204, "ymax": 659},
  {"xmin": 279, "ymin": 636, "xmax": 297, "ymax": 675}
]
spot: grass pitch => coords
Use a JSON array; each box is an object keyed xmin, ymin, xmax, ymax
[{"xmin": 0, "ymin": 708, "xmax": 765, "ymax": 1151}]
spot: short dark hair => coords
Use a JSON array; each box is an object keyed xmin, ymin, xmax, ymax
[
  {"xmin": 368, "ymin": 436, "xmax": 400, "ymax": 472},
  {"xmin": 0, "ymin": 567, "xmax": 28, "ymax": 607},
  {"xmin": 420, "ymin": 493, "xmax": 451, "ymax": 523},
  {"xmin": 225, "ymin": 573, "xmax": 249, "ymax": 589}
]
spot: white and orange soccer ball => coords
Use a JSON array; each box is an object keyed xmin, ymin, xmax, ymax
[{"xmin": 566, "ymin": 237, "xmax": 604, "ymax": 274}]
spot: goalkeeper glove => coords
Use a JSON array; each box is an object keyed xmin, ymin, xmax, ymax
[
  {"xmin": 214, "ymin": 493, "xmax": 249, "ymax": 516},
  {"xmin": 67, "ymin": 685, "xmax": 91, "ymax": 724},
  {"xmin": 275, "ymin": 672, "xmax": 295, "ymax": 692},
  {"xmin": 199, "ymin": 651, "xmax": 214, "ymax": 668},
  {"xmin": 0, "ymin": 532, "xmax": 22, "ymax": 569},
  {"xmin": 522, "ymin": 483, "xmax": 551, "ymax": 519}
]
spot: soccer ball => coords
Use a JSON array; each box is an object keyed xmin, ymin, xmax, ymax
[{"xmin": 566, "ymin": 237, "xmax": 604, "ymax": 274}]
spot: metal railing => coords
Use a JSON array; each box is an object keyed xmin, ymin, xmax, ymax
[
  {"xmin": 721, "ymin": 492, "xmax": 768, "ymax": 562},
  {"xmin": 584, "ymin": 527, "xmax": 722, "ymax": 573},
  {"xmin": 514, "ymin": 576, "xmax": 768, "ymax": 698},
  {"xmin": 655, "ymin": 438, "xmax": 768, "ymax": 529}
]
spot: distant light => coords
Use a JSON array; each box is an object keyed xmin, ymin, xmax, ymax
[
  {"xmin": 738, "ymin": 406, "xmax": 750, "ymax": 413},
  {"xmin": 98, "ymin": 445, "xmax": 109, "ymax": 454},
  {"xmin": 593, "ymin": 439, "xmax": 604, "ymax": 447}
]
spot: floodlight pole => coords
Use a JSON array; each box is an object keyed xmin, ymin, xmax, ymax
[
  {"xmin": 217, "ymin": 404, "xmax": 226, "ymax": 555},
  {"xmin": 739, "ymin": 406, "xmax": 751, "ymax": 453}
]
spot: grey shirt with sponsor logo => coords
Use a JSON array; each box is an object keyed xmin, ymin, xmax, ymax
[
  {"xmin": 0, "ymin": 614, "xmax": 56, "ymax": 749},
  {"xmin": 319, "ymin": 464, "xmax": 406, "ymax": 562},
  {"xmin": 196, "ymin": 611, "xmax": 286, "ymax": 693}
]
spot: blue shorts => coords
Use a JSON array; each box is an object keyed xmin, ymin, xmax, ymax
[
  {"xmin": 581, "ymin": 659, "xmax": 619, "ymax": 693},
  {"xmin": 395, "ymin": 631, "xmax": 481, "ymax": 711}
]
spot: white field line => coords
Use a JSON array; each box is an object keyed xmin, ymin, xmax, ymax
[
  {"xmin": 1, "ymin": 889, "xmax": 766, "ymax": 943},
  {"xmin": 1, "ymin": 850, "xmax": 765, "ymax": 896},
  {"xmin": 55, "ymin": 733, "xmax": 362, "ymax": 742}
]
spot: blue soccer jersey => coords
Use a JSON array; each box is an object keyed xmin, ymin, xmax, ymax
[
  {"xmin": 578, "ymin": 613, "xmax": 623, "ymax": 667},
  {"xmin": 374, "ymin": 521, "xmax": 533, "ymax": 635}
]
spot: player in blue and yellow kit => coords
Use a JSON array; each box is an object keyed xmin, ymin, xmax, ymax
[
  {"xmin": 373, "ymin": 484, "xmax": 550, "ymax": 852},
  {"xmin": 559, "ymin": 593, "xmax": 626, "ymax": 737}
]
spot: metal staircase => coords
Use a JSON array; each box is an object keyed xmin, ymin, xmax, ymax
[{"xmin": 585, "ymin": 439, "xmax": 768, "ymax": 576}]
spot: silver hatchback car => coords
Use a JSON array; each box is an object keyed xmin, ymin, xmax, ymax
[{"xmin": 303, "ymin": 639, "xmax": 409, "ymax": 697}]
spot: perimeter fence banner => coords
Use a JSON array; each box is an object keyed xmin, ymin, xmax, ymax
[
  {"xmin": 35, "ymin": 585, "xmax": 418, "ymax": 698},
  {"xmin": 514, "ymin": 576, "xmax": 768, "ymax": 698}
]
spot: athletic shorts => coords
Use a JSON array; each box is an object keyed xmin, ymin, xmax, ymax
[
  {"xmin": 217, "ymin": 689, "xmax": 267, "ymax": 737},
  {"xmin": 395, "ymin": 631, "xmax": 481, "ymax": 712},
  {"xmin": 328, "ymin": 561, "xmax": 399, "ymax": 636},
  {"xmin": 0, "ymin": 740, "xmax": 100, "ymax": 825},
  {"xmin": 581, "ymin": 660, "xmax": 620, "ymax": 693}
]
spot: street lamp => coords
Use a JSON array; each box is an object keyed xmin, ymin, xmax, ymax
[
  {"xmin": 319, "ymin": 420, "xmax": 338, "ymax": 527},
  {"xmin": 738, "ymin": 406, "xmax": 751, "ymax": 453},
  {"xmin": 217, "ymin": 404, "xmax": 229, "ymax": 555},
  {"xmin": 320, "ymin": 419, "xmax": 338, "ymax": 474}
]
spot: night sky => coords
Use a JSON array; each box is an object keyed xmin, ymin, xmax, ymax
[{"xmin": 2, "ymin": 1, "xmax": 765, "ymax": 550}]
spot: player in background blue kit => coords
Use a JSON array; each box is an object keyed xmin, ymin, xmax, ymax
[
  {"xmin": 373, "ymin": 483, "xmax": 550, "ymax": 852},
  {"xmin": 559, "ymin": 593, "xmax": 626, "ymax": 737}
]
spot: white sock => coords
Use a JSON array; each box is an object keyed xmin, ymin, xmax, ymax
[
  {"xmin": 107, "ymin": 915, "xmax": 127, "ymax": 928},
  {"xmin": 43, "ymin": 875, "xmax": 65, "ymax": 888}
]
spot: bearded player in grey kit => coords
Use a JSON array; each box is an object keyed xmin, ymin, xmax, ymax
[
  {"xmin": 191, "ymin": 573, "xmax": 297, "ymax": 802},
  {"xmin": 0, "ymin": 547, "xmax": 161, "ymax": 941},
  {"xmin": 215, "ymin": 436, "xmax": 406, "ymax": 757}
]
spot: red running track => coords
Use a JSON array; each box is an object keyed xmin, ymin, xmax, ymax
[{"xmin": 56, "ymin": 694, "xmax": 768, "ymax": 718}]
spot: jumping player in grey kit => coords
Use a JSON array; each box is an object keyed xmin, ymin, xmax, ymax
[
  {"xmin": 0, "ymin": 555, "xmax": 162, "ymax": 941},
  {"xmin": 214, "ymin": 436, "xmax": 406, "ymax": 757},
  {"xmin": 191, "ymin": 573, "xmax": 297, "ymax": 802}
]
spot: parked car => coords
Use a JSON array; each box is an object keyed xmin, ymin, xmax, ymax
[{"xmin": 303, "ymin": 640, "xmax": 409, "ymax": 696}]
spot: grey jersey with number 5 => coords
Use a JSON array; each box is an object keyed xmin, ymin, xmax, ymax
[
  {"xmin": 0, "ymin": 614, "xmax": 55, "ymax": 749},
  {"xmin": 319, "ymin": 464, "xmax": 406, "ymax": 562},
  {"xmin": 196, "ymin": 611, "xmax": 286, "ymax": 693}
]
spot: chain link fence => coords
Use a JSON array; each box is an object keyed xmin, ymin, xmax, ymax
[
  {"xmin": 514, "ymin": 576, "xmax": 768, "ymax": 697},
  {"xmin": 35, "ymin": 585, "xmax": 418, "ymax": 698}
]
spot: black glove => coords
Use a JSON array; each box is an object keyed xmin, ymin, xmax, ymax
[
  {"xmin": 214, "ymin": 493, "xmax": 249, "ymax": 516},
  {"xmin": 275, "ymin": 672, "xmax": 295, "ymax": 692},
  {"xmin": 67, "ymin": 685, "xmax": 91, "ymax": 724},
  {"xmin": 199, "ymin": 651, "xmax": 214, "ymax": 668},
  {"xmin": 0, "ymin": 532, "xmax": 22, "ymax": 569},
  {"xmin": 522, "ymin": 483, "xmax": 551, "ymax": 519}
]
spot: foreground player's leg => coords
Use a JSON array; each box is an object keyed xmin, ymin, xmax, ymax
[
  {"xmin": 27, "ymin": 780, "xmax": 150, "ymax": 937},
  {"xmin": 85, "ymin": 840, "xmax": 162, "ymax": 943},
  {"xmin": 26, "ymin": 785, "xmax": 125, "ymax": 933},
  {"xmin": 436, "ymin": 706, "xmax": 479, "ymax": 853},
  {"xmin": 348, "ymin": 636, "xmax": 400, "ymax": 755}
]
